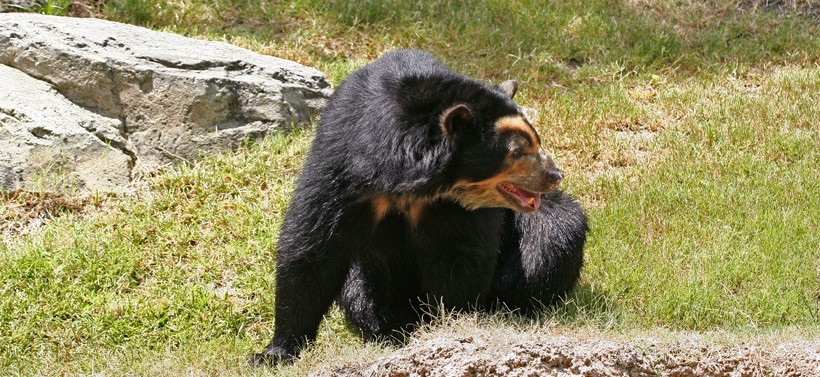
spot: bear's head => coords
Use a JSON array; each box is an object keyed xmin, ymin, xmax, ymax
[{"xmin": 441, "ymin": 80, "xmax": 564, "ymax": 214}]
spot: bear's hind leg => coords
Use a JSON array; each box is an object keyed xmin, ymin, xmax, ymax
[{"xmin": 490, "ymin": 189, "xmax": 588, "ymax": 314}]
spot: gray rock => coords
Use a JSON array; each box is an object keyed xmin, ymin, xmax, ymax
[
  {"xmin": 0, "ymin": 13, "xmax": 331, "ymax": 192},
  {"xmin": 0, "ymin": 64, "xmax": 132, "ymax": 192}
]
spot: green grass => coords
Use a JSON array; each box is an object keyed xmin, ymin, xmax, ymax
[
  {"xmin": 1, "ymin": 132, "xmax": 308, "ymax": 375},
  {"xmin": 576, "ymin": 70, "xmax": 819, "ymax": 330},
  {"xmin": 2, "ymin": 0, "xmax": 819, "ymax": 375}
]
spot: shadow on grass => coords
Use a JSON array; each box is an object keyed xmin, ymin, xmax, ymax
[
  {"xmin": 95, "ymin": 0, "xmax": 819, "ymax": 82},
  {"xmin": 275, "ymin": 0, "xmax": 818, "ymax": 78},
  {"xmin": 335, "ymin": 281, "xmax": 622, "ymax": 346}
]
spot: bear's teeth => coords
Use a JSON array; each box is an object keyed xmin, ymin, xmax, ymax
[{"xmin": 527, "ymin": 197, "xmax": 535, "ymax": 206}]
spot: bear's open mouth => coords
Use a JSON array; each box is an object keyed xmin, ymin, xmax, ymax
[{"xmin": 497, "ymin": 182, "xmax": 541, "ymax": 211}]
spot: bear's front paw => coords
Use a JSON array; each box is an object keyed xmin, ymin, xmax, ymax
[{"xmin": 248, "ymin": 346, "xmax": 293, "ymax": 367}]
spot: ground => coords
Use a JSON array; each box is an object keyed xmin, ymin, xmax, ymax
[
  {"xmin": 313, "ymin": 323, "xmax": 820, "ymax": 376},
  {"xmin": 1, "ymin": 1, "xmax": 818, "ymax": 376}
]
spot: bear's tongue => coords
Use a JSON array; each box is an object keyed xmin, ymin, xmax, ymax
[{"xmin": 500, "ymin": 184, "xmax": 541, "ymax": 210}]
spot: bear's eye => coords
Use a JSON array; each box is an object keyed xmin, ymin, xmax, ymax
[{"xmin": 510, "ymin": 148, "xmax": 524, "ymax": 158}]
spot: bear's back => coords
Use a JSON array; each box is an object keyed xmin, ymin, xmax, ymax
[{"xmin": 325, "ymin": 50, "xmax": 457, "ymax": 119}]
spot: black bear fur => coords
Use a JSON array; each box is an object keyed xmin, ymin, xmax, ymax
[{"xmin": 250, "ymin": 50, "xmax": 588, "ymax": 366}]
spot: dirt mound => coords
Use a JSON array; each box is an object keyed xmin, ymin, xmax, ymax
[{"xmin": 314, "ymin": 335, "xmax": 819, "ymax": 377}]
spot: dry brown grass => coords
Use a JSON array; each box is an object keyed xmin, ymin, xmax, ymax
[{"xmin": 1, "ymin": 190, "xmax": 112, "ymax": 241}]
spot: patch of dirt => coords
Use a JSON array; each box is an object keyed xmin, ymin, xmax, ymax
[
  {"xmin": 628, "ymin": 0, "xmax": 817, "ymax": 20},
  {"xmin": 1, "ymin": 190, "xmax": 110, "ymax": 242},
  {"xmin": 738, "ymin": 0, "xmax": 819, "ymax": 20},
  {"xmin": 67, "ymin": 0, "xmax": 107, "ymax": 17},
  {"xmin": 314, "ymin": 335, "xmax": 819, "ymax": 377}
]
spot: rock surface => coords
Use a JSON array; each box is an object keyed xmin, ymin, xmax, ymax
[
  {"xmin": 0, "ymin": 13, "xmax": 331, "ymax": 193},
  {"xmin": 0, "ymin": 64, "xmax": 132, "ymax": 192}
]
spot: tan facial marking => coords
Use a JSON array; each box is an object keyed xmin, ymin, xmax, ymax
[
  {"xmin": 444, "ymin": 126, "xmax": 546, "ymax": 211},
  {"xmin": 495, "ymin": 115, "xmax": 540, "ymax": 154},
  {"xmin": 446, "ymin": 158, "xmax": 532, "ymax": 210}
]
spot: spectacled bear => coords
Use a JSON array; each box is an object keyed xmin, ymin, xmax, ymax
[{"xmin": 250, "ymin": 50, "xmax": 588, "ymax": 366}]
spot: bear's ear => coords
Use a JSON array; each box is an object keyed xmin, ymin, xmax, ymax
[
  {"xmin": 440, "ymin": 104, "xmax": 472, "ymax": 142},
  {"xmin": 498, "ymin": 80, "xmax": 518, "ymax": 99}
]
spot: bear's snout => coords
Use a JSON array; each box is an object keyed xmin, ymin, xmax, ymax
[{"xmin": 546, "ymin": 168, "xmax": 563, "ymax": 185}]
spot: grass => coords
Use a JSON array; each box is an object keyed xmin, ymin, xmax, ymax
[
  {"xmin": 2, "ymin": 0, "xmax": 819, "ymax": 375},
  {"xmin": 577, "ymin": 70, "xmax": 819, "ymax": 330}
]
